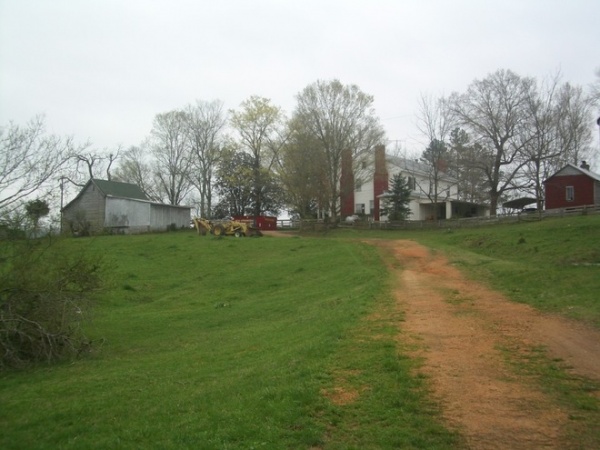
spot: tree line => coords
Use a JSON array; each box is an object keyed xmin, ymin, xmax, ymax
[
  {"xmin": 1, "ymin": 70, "xmax": 599, "ymax": 229},
  {"xmin": 417, "ymin": 69, "xmax": 598, "ymax": 215}
]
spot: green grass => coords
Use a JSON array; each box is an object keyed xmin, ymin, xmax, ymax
[
  {"xmin": 329, "ymin": 215, "xmax": 600, "ymax": 327},
  {"xmin": 498, "ymin": 341, "xmax": 600, "ymax": 448},
  {"xmin": 0, "ymin": 232, "xmax": 458, "ymax": 449},
  {"xmin": 3, "ymin": 215, "xmax": 598, "ymax": 449},
  {"xmin": 326, "ymin": 215, "xmax": 600, "ymax": 446},
  {"xmin": 408, "ymin": 215, "xmax": 600, "ymax": 327}
]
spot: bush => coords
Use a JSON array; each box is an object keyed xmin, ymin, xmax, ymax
[{"xmin": 0, "ymin": 238, "xmax": 105, "ymax": 369}]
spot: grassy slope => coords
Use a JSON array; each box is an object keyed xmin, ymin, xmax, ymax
[
  {"xmin": 4, "ymin": 216, "xmax": 597, "ymax": 449},
  {"xmin": 409, "ymin": 215, "xmax": 600, "ymax": 327},
  {"xmin": 331, "ymin": 214, "xmax": 600, "ymax": 327},
  {"xmin": 0, "ymin": 232, "xmax": 460, "ymax": 450},
  {"xmin": 328, "ymin": 215, "xmax": 600, "ymax": 447},
  {"xmin": 404, "ymin": 215, "xmax": 600, "ymax": 445}
]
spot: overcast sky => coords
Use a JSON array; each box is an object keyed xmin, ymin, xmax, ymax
[{"xmin": 1, "ymin": 0, "xmax": 598, "ymax": 155}]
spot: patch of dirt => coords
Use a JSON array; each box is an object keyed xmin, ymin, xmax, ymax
[
  {"xmin": 321, "ymin": 386, "xmax": 360, "ymax": 406},
  {"xmin": 371, "ymin": 239, "xmax": 600, "ymax": 450},
  {"xmin": 261, "ymin": 230, "xmax": 296, "ymax": 237}
]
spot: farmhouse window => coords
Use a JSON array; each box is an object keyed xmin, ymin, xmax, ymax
[
  {"xmin": 407, "ymin": 176, "xmax": 416, "ymax": 190},
  {"xmin": 355, "ymin": 203, "xmax": 365, "ymax": 214},
  {"xmin": 355, "ymin": 181, "xmax": 362, "ymax": 192},
  {"xmin": 369, "ymin": 200, "xmax": 374, "ymax": 215},
  {"xmin": 566, "ymin": 186, "xmax": 574, "ymax": 202}
]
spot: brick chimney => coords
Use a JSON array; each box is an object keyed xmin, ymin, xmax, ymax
[
  {"xmin": 340, "ymin": 148, "xmax": 355, "ymax": 218},
  {"xmin": 373, "ymin": 145, "xmax": 388, "ymax": 221}
]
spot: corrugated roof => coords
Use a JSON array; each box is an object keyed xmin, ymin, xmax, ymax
[{"xmin": 92, "ymin": 179, "xmax": 149, "ymax": 200}]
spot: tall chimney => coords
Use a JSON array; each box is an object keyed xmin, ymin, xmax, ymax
[
  {"xmin": 340, "ymin": 148, "xmax": 355, "ymax": 218},
  {"xmin": 373, "ymin": 145, "xmax": 388, "ymax": 221}
]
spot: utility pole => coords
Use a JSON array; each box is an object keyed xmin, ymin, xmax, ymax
[{"xmin": 59, "ymin": 177, "xmax": 65, "ymax": 233}]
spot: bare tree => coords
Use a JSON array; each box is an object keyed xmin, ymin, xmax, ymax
[
  {"xmin": 0, "ymin": 116, "xmax": 78, "ymax": 214},
  {"xmin": 416, "ymin": 94, "xmax": 457, "ymax": 219},
  {"xmin": 554, "ymin": 82, "xmax": 594, "ymax": 168},
  {"xmin": 449, "ymin": 128, "xmax": 488, "ymax": 204},
  {"xmin": 113, "ymin": 144, "xmax": 162, "ymax": 201},
  {"xmin": 185, "ymin": 100, "xmax": 227, "ymax": 217},
  {"xmin": 66, "ymin": 148, "xmax": 121, "ymax": 187},
  {"xmin": 293, "ymin": 80, "xmax": 385, "ymax": 221},
  {"xmin": 516, "ymin": 74, "xmax": 563, "ymax": 210},
  {"xmin": 590, "ymin": 67, "xmax": 600, "ymax": 106},
  {"xmin": 448, "ymin": 69, "xmax": 536, "ymax": 215},
  {"xmin": 149, "ymin": 110, "xmax": 194, "ymax": 205},
  {"xmin": 416, "ymin": 93, "xmax": 453, "ymax": 144},
  {"xmin": 419, "ymin": 139, "xmax": 453, "ymax": 220}
]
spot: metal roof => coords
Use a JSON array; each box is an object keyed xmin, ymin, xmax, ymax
[
  {"xmin": 92, "ymin": 179, "xmax": 149, "ymax": 200},
  {"xmin": 502, "ymin": 197, "xmax": 538, "ymax": 209}
]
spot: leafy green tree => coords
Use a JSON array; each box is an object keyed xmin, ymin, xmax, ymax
[
  {"xmin": 278, "ymin": 118, "xmax": 329, "ymax": 219},
  {"xmin": 381, "ymin": 174, "xmax": 412, "ymax": 221},
  {"xmin": 213, "ymin": 148, "xmax": 285, "ymax": 218},
  {"xmin": 230, "ymin": 96, "xmax": 287, "ymax": 220},
  {"xmin": 25, "ymin": 198, "xmax": 50, "ymax": 231},
  {"xmin": 214, "ymin": 149, "xmax": 254, "ymax": 217}
]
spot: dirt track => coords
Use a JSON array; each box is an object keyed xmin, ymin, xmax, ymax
[{"xmin": 372, "ymin": 239, "xmax": 600, "ymax": 449}]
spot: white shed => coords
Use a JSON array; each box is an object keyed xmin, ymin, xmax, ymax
[{"xmin": 62, "ymin": 179, "xmax": 191, "ymax": 234}]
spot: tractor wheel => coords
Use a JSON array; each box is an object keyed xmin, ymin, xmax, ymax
[
  {"xmin": 234, "ymin": 230, "xmax": 244, "ymax": 238},
  {"xmin": 213, "ymin": 224, "xmax": 224, "ymax": 236}
]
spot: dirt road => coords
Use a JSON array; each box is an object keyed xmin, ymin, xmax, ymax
[{"xmin": 372, "ymin": 239, "xmax": 600, "ymax": 449}]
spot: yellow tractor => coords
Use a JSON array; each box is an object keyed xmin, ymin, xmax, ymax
[{"xmin": 192, "ymin": 217, "xmax": 262, "ymax": 237}]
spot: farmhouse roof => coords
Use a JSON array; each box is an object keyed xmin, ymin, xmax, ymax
[
  {"xmin": 387, "ymin": 155, "xmax": 458, "ymax": 182},
  {"xmin": 544, "ymin": 164, "xmax": 600, "ymax": 183}
]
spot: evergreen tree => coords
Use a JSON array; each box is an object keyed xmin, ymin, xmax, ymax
[
  {"xmin": 25, "ymin": 198, "xmax": 50, "ymax": 231},
  {"xmin": 381, "ymin": 174, "xmax": 412, "ymax": 220}
]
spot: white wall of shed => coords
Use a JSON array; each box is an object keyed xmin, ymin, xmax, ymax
[{"xmin": 105, "ymin": 198, "xmax": 150, "ymax": 228}]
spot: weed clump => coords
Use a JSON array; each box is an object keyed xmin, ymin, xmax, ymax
[{"xmin": 0, "ymin": 238, "xmax": 105, "ymax": 370}]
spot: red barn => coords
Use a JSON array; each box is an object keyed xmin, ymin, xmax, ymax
[
  {"xmin": 232, "ymin": 215, "xmax": 277, "ymax": 230},
  {"xmin": 543, "ymin": 162, "xmax": 600, "ymax": 210}
]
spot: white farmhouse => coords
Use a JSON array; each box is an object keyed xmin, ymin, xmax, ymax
[{"xmin": 341, "ymin": 145, "xmax": 489, "ymax": 221}]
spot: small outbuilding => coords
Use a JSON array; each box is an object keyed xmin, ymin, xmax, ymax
[
  {"xmin": 543, "ymin": 161, "xmax": 600, "ymax": 210},
  {"xmin": 61, "ymin": 179, "xmax": 191, "ymax": 235}
]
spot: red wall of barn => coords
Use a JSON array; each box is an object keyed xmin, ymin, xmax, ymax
[
  {"xmin": 544, "ymin": 174, "xmax": 594, "ymax": 209},
  {"xmin": 232, "ymin": 215, "xmax": 277, "ymax": 230}
]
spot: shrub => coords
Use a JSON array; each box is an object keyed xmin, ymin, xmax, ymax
[{"xmin": 0, "ymin": 238, "xmax": 105, "ymax": 369}]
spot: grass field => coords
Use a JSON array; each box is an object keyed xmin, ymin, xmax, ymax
[
  {"xmin": 1, "ymin": 215, "xmax": 598, "ymax": 449},
  {"xmin": 0, "ymin": 232, "xmax": 461, "ymax": 449}
]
